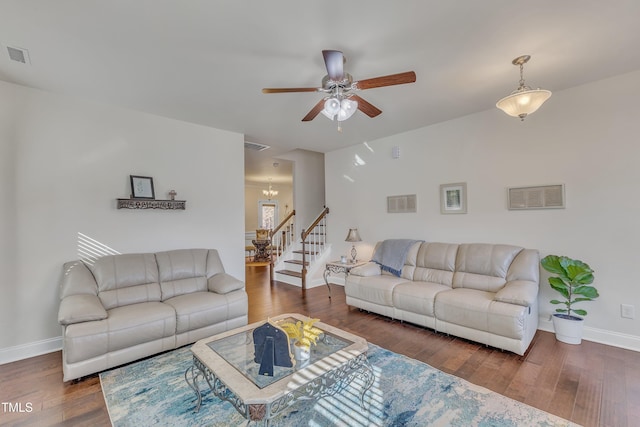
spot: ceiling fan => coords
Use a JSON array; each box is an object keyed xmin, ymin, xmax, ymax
[{"xmin": 262, "ymin": 50, "xmax": 416, "ymax": 124}]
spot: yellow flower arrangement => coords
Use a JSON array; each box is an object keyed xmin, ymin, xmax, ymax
[{"xmin": 278, "ymin": 317, "xmax": 323, "ymax": 349}]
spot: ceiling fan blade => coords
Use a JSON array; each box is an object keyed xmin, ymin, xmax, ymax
[
  {"xmin": 302, "ymin": 99, "xmax": 326, "ymax": 122},
  {"xmin": 351, "ymin": 95, "xmax": 382, "ymax": 118},
  {"xmin": 322, "ymin": 50, "xmax": 344, "ymax": 81},
  {"xmin": 354, "ymin": 71, "xmax": 416, "ymax": 90},
  {"xmin": 262, "ymin": 87, "xmax": 319, "ymax": 94}
]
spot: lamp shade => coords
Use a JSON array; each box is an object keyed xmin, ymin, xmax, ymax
[
  {"xmin": 496, "ymin": 89, "xmax": 552, "ymax": 120},
  {"xmin": 344, "ymin": 228, "xmax": 362, "ymax": 242}
]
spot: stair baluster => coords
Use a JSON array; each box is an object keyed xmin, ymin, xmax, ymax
[
  {"xmin": 299, "ymin": 207, "xmax": 329, "ymax": 290},
  {"xmin": 269, "ymin": 210, "xmax": 296, "ymax": 284}
]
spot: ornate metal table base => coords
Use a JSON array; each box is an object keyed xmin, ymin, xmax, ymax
[
  {"xmin": 185, "ymin": 353, "xmax": 375, "ymax": 425},
  {"xmin": 323, "ymin": 261, "xmax": 367, "ymax": 299}
]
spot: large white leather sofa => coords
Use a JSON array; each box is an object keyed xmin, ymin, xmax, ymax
[
  {"xmin": 346, "ymin": 242, "xmax": 540, "ymax": 355},
  {"xmin": 58, "ymin": 248, "xmax": 248, "ymax": 381}
]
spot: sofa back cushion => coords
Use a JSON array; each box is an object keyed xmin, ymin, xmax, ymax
[
  {"xmin": 412, "ymin": 242, "xmax": 458, "ymax": 286},
  {"xmin": 90, "ymin": 253, "xmax": 161, "ymax": 310},
  {"xmin": 453, "ymin": 244, "xmax": 523, "ymax": 292},
  {"xmin": 156, "ymin": 249, "xmax": 209, "ymax": 300},
  {"xmin": 506, "ymin": 248, "xmax": 540, "ymax": 283},
  {"xmin": 373, "ymin": 241, "xmax": 421, "ymax": 279},
  {"xmin": 60, "ymin": 261, "xmax": 99, "ymax": 299}
]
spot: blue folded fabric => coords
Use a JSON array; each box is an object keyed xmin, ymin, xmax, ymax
[{"xmin": 371, "ymin": 239, "xmax": 422, "ymax": 277}]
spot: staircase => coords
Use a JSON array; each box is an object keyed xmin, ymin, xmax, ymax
[{"xmin": 274, "ymin": 207, "xmax": 329, "ymax": 289}]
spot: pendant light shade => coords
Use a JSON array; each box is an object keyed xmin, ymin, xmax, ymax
[
  {"xmin": 496, "ymin": 88, "xmax": 552, "ymax": 119},
  {"xmin": 496, "ymin": 55, "xmax": 551, "ymax": 121}
]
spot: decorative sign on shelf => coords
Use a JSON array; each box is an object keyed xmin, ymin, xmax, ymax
[{"xmin": 117, "ymin": 199, "xmax": 186, "ymax": 210}]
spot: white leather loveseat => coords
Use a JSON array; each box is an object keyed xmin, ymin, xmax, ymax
[
  {"xmin": 345, "ymin": 242, "xmax": 540, "ymax": 355},
  {"xmin": 58, "ymin": 248, "xmax": 248, "ymax": 381}
]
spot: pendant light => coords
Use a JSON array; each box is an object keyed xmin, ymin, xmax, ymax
[{"xmin": 496, "ymin": 55, "xmax": 551, "ymax": 121}]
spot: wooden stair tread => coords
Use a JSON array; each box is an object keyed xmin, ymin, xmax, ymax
[
  {"xmin": 293, "ymin": 249, "xmax": 320, "ymax": 255},
  {"xmin": 285, "ymin": 259, "xmax": 308, "ymax": 266},
  {"xmin": 276, "ymin": 269, "xmax": 303, "ymax": 278}
]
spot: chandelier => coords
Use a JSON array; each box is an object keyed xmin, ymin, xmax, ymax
[
  {"xmin": 496, "ymin": 55, "xmax": 551, "ymax": 121},
  {"xmin": 262, "ymin": 179, "xmax": 278, "ymax": 199}
]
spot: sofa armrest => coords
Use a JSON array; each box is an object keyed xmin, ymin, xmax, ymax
[
  {"xmin": 494, "ymin": 280, "xmax": 538, "ymax": 307},
  {"xmin": 58, "ymin": 294, "xmax": 107, "ymax": 326},
  {"xmin": 208, "ymin": 273, "xmax": 245, "ymax": 294},
  {"xmin": 350, "ymin": 262, "xmax": 382, "ymax": 277}
]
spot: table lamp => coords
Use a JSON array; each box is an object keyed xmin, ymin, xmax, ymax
[{"xmin": 344, "ymin": 228, "xmax": 362, "ymax": 263}]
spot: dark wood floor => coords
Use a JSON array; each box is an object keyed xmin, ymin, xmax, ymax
[{"xmin": 1, "ymin": 265, "xmax": 638, "ymax": 426}]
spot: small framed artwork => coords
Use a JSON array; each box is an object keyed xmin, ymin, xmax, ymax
[
  {"xmin": 130, "ymin": 175, "xmax": 155, "ymax": 199},
  {"xmin": 440, "ymin": 182, "xmax": 467, "ymax": 214}
]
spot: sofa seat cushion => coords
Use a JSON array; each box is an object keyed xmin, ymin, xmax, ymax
[
  {"xmin": 392, "ymin": 281, "xmax": 451, "ymax": 317},
  {"xmin": 164, "ymin": 291, "xmax": 232, "ymax": 334},
  {"xmin": 346, "ymin": 275, "xmax": 409, "ymax": 306},
  {"xmin": 435, "ymin": 288, "xmax": 528, "ymax": 340},
  {"xmin": 64, "ymin": 302, "xmax": 176, "ymax": 364}
]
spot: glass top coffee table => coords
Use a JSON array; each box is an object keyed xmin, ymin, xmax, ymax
[{"xmin": 185, "ymin": 313, "xmax": 374, "ymax": 425}]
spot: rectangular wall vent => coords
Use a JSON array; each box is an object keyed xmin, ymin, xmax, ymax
[
  {"xmin": 508, "ymin": 184, "xmax": 565, "ymax": 210},
  {"xmin": 244, "ymin": 141, "xmax": 270, "ymax": 151},
  {"xmin": 387, "ymin": 194, "xmax": 417, "ymax": 213},
  {"xmin": 7, "ymin": 46, "xmax": 30, "ymax": 64}
]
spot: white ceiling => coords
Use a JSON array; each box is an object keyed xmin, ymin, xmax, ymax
[{"xmin": 2, "ymin": 1, "xmax": 640, "ymax": 163}]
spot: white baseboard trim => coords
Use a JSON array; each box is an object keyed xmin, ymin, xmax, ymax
[
  {"xmin": 0, "ymin": 336, "xmax": 62, "ymax": 365},
  {"xmin": 538, "ymin": 317, "xmax": 640, "ymax": 352}
]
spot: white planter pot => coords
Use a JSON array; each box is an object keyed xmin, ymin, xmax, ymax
[
  {"xmin": 552, "ymin": 314, "xmax": 584, "ymax": 344},
  {"xmin": 293, "ymin": 344, "xmax": 310, "ymax": 360}
]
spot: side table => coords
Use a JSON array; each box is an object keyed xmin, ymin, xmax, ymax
[
  {"xmin": 252, "ymin": 239, "xmax": 271, "ymax": 262},
  {"xmin": 323, "ymin": 260, "xmax": 367, "ymax": 299}
]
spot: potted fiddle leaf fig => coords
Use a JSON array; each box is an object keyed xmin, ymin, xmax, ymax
[{"xmin": 540, "ymin": 255, "xmax": 599, "ymax": 344}]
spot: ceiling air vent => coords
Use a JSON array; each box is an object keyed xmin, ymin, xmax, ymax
[
  {"xmin": 6, "ymin": 46, "xmax": 30, "ymax": 64},
  {"xmin": 244, "ymin": 141, "xmax": 270, "ymax": 151}
]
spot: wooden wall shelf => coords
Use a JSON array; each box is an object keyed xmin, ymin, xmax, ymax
[{"xmin": 117, "ymin": 199, "xmax": 186, "ymax": 210}]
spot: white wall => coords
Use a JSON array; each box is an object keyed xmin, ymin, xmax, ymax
[
  {"xmin": 0, "ymin": 81, "xmax": 245, "ymax": 360},
  {"xmin": 325, "ymin": 70, "xmax": 640, "ymax": 350},
  {"xmin": 276, "ymin": 149, "xmax": 325, "ymax": 235}
]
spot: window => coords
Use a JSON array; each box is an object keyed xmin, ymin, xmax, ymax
[{"xmin": 258, "ymin": 200, "xmax": 279, "ymax": 230}]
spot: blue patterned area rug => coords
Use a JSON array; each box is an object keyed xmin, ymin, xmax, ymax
[{"xmin": 100, "ymin": 344, "xmax": 580, "ymax": 427}]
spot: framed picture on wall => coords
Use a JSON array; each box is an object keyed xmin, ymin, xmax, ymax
[
  {"xmin": 440, "ymin": 182, "xmax": 467, "ymax": 214},
  {"xmin": 130, "ymin": 175, "xmax": 155, "ymax": 199}
]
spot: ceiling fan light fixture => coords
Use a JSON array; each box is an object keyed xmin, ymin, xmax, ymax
[
  {"xmin": 337, "ymin": 98, "xmax": 358, "ymax": 121},
  {"xmin": 262, "ymin": 50, "xmax": 416, "ymax": 125},
  {"xmin": 496, "ymin": 55, "xmax": 551, "ymax": 120},
  {"xmin": 322, "ymin": 97, "xmax": 341, "ymax": 120}
]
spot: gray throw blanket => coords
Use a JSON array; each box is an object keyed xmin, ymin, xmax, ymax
[{"xmin": 371, "ymin": 239, "xmax": 421, "ymax": 277}]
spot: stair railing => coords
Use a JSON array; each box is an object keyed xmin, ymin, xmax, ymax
[
  {"xmin": 300, "ymin": 207, "xmax": 330, "ymax": 290},
  {"xmin": 269, "ymin": 210, "xmax": 296, "ymax": 283}
]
